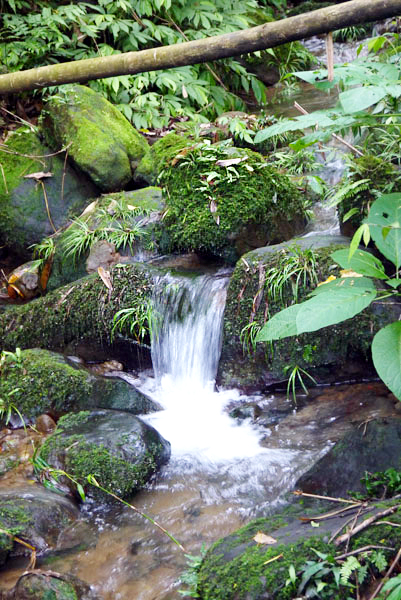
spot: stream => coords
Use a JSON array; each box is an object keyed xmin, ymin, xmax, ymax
[{"xmin": 0, "ymin": 32, "xmax": 395, "ymax": 600}]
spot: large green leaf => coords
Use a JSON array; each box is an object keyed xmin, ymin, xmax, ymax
[
  {"xmin": 255, "ymin": 303, "xmax": 302, "ymax": 342},
  {"xmin": 367, "ymin": 193, "xmax": 401, "ymax": 270},
  {"xmin": 372, "ymin": 322, "xmax": 401, "ymax": 401},
  {"xmin": 296, "ymin": 284, "xmax": 377, "ymax": 333},
  {"xmin": 339, "ymin": 86, "xmax": 387, "ymax": 113},
  {"xmin": 331, "ymin": 248, "xmax": 387, "ymax": 279}
]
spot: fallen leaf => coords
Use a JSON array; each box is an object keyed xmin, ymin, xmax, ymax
[
  {"xmin": 310, "ymin": 521, "xmax": 320, "ymax": 528},
  {"xmin": 209, "ymin": 199, "xmax": 218, "ymax": 213},
  {"xmin": 340, "ymin": 269, "xmax": 363, "ymax": 278},
  {"xmin": 97, "ymin": 266, "xmax": 113, "ymax": 291},
  {"xmin": 80, "ymin": 200, "xmax": 98, "ymax": 217},
  {"xmin": 24, "ymin": 171, "xmax": 52, "ymax": 179},
  {"xmin": 317, "ymin": 275, "xmax": 336, "ymax": 287},
  {"xmin": 215, "ymin": 157, "xmax": 246, "ymax": 167},
  {"xmin": 253, "ymin": 532, "xmax": 277, "ymax": 545},
  {"xmin": 182, "ymin": 84, "xmax": 188, "ymax": 99}
]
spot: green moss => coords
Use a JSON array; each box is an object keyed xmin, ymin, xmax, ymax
[
  {"xmin": 41, "ymin": 85, "xmax": 149, "ymax": 192},
  {"xmin": 135, "ymin": 133, "xmax": 192, "ymax": 185},
  {"xmin": 0, "ymin": 349, "xmax": 92, "ymax": 421},
  {"xmin": 57, "ymin": 411, "xmax": 91, "ymax": 430},
  {"xmin": 159, "ymin": 144, "xmax": 306, "ymax": 260},
  {"xmin": 41, "ymin": 431, "xmax": 157, "ymax": 499},
  {"xmin": 198, "ymin": 534, "xmax": 335, "ymax": 600},
  {"xmin": 0, "ymin": 263, "xmax": 153, "ymax": 354}
]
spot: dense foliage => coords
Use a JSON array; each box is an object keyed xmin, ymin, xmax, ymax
[{"xmin": 0, "ymin": 0, "xmax": 289, "ymax": 128}]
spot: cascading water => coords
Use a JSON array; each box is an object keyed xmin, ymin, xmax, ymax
[{"xmin": 142, "ymin": 270, "xmax": 265, "ymax": 460}]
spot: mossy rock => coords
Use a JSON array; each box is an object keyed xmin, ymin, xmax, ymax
[
  {"xmin": 135, "ymin": 133, "xmax": 192, "ymax": 185},
  {"xmin": 0, "ymin": 487, "xmax": 78, "ymax": 567},
  {"xmin": 40, "ymin": 409, "xmax": 171, "ymax": 499},
  {"xmin": 297, "ymin": 417, "xmax": 401, "ymax": 497},
  {"xmin": 41, "ymin": 85, "xmax": 149, "ymax": 192},
  {"xmin": 7, "ymin": 571, "xmax": 99, "ymax": 600},
  {"xmin": 0, "ymin": 348, "xmax": 158, "ymax": 424},
  {"xmin": 337, "ymin": 155, "xmax": 401, "ymax": 237},
  {"xmin": 0, "ymin": 263, "xmax": 153, "ymax": 365},
  {"xmin": 217, "ymin": 234, "xmax": 399, "ymax": 389},
  {"xmin": 46, "ymin": 186, "xmax": 164, "ymax": 291},
  {"xmin": 0, "ymin": 128, "xmax": 98, "ymax": 257},
  {"xmin": 158, "ymin": 143, "xmax": 307, "ymax": 263},
  {"xmin": 195, "ymin": 499, "xmax": 401, "ymax": 599}
]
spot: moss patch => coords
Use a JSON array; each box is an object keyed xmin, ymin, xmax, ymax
[
  {"xmin": 0, "ymin": 263, "xmax": 153, "ymax": 356},
  {"xmin": 158, "ymin": 143, "xmax": 307, "ymax": 261},
  {"xmin": 135, "ymin": 132, "xmax": 192, "ymax": 185}
]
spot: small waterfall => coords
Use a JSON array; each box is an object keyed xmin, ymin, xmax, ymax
[
  {"xmin": 151, "ymin": 270, "xmax": 229, "ymax": 392},
  {"xmin": 143, "ymin": 269, "xmax": 265, "ymax": 461}
]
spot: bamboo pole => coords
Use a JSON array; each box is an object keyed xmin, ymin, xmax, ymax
[{"xmin": 0, "ymin": 0, "xmax": 400, "ymax": 94}]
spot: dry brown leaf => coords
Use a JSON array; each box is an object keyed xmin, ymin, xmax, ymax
[
  {"xmin": 24, "ymin": 171, "xmax": 52, "ymax": 179},
  {"xmin": 80, "ymin": 200, "xmax": 98, "ymax": 217},
  {"xmin": 340, "ymin": 269, "xmax": 363, "ymax": 278},
  {"xmin": 253, "ymin": 532, "xmax": 277, "ymax": 545},
  {"xmin": 215, "ymin": 157, "xmax": 246, "ymax": 167},
  {"xmin": 182, "ymin": 84, "xmax": 188, "ymax": 99},
  {"xmin": 209, "ymin": 199, "xmax": 218, "ymax": 213},
  {"xmin": 97, "ymin": 266, "xmax": 113, "ymax": 291}
]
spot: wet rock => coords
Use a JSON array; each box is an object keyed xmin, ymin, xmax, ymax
[
  {"xmin": 35, "ymin": 415, "xmax": 57, "ymax": 434},
  {"xmin": 5, "ymin": 570, "xmax": 99, "ymax": 600},
  {"xmin": 196, "ymin": 499, "xmax": 401, "ymax": 600},
  {"xmin": 296, "ymin": 416, "xmax": 401, "ymax": 497},
  {"xmin": 41, "ymin": 85, "xmax": 149, "ymax": 192},
  {"xmin": 0, "ymin": 349, "xmax": 158, "ymax": 425},
  {"xmin": 0, "ymin": 486, "xmax": 78, "ymax": 567},
  {"xmin": 218, "ymin": 233, "xmax": 401, "ymax": 390},
  {"xmin": 40, "ymin": 409, "xmax": 171, "ymax": 500},
  {"xmin": 85, "ymin": 241, "xmax": 121, "ymax": 274},
  {"xmin": 0, "ymin": 129, "xmax": 98, "ymax": 257}
]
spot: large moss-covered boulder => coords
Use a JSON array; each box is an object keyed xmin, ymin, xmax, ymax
[
  {"xmin": 195, "ymin": 500, "xmax": 401, "ymax": 600},
  {"xmin": 135, "ymin": 133, "xmax": 191, "ymax": 185},
  {"xmin": 0, "ymin": 348, "xmax": 158, "ymax": 424},
  {"xmin": 158, "ymin": 142, "xmax": 307, "ymax": 263},
  {"xmin": 217, "ymin": 234, "xmax": 399, "ymax": 390},
  {"xmin": 40, "ymin": 410, "xmax": 171, "ymax": 499},
  {"xmin": 41, "ymin": 85, "xmax": 149, "ymax": 192},
  {"xmin": 0, "ymin": 486, "xmax": 78, "ymax": 567},
  {"xmin": 5, "ymin": 571, "xmax": 99, "ymax": 600},
  {"xmin": 0, "ymin": 128, "xmax": 98, "ymax": 256}
]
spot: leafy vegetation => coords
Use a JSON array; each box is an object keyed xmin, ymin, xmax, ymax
[
  {"xmin": 256, "ymin": 192, "xmax": 401, "ymax": 400},
  {"xmin": 0, "ymin": 0, "xmax": 277, "ymax": 129}
]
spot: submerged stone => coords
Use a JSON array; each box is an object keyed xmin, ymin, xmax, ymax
[
  {"xmin": 0, "ymin": 486, "xmax": 78, "ymax": 567},
  {"xmin": 40, "ymin": 409, "xmax": 171, "ymax": 499},
  {"xmin": 41, "ymin": 85, "xmax": 149, "ymax": 192},
  {"xmin": 5, "ymin": 570, "xmax": 99, "ymax": 600}
]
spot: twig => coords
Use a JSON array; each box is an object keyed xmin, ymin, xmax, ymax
[
  {"xmin": 334, "ymin": 504, "xmax": 401, "ymax": 546},
  {"xmin": 0, "ymin": 527, "xmax": 36, "ymax": 569},
  {"xmin": 326, "ymin": 32, "xmax": 334, "ymax": 82},
  {"xmin": 346, "ymin": 503, "xmax": 365, "ymax": 553},
  {"xmin": 0, "ymin": 161, "xmax": 8, "ymax": 193},
  {"xmin": 0, "ymin": 105, "xmax": 36, "ymax": 131},
  {"xmin": 293, "ymin": 102, "xmax": 363, "ymax": 156},
  {"xmin": 300, "ymin": 502, "xmax": 366, "ymax": 524},
  {"xmin": 329, "ymin": 513, "xmax": 364, "ymax": 544},
  {"xmin": 0, "ymin": 141, "xmax": 72, "ymax": 160},
  {"xmin": 61, "ymin": 145, "xmax": 69, "ymax": 204},
  {"xmin": 335, "ymin": 545, "xmax": 395, "ymax": 561},
  {"xmin": 375, "ymin": 520, "xmax": 401, "ymax": 527},
  {"xmin": 38, "ymin": 179, "xmax": 57, "ymax": 233},
  {"xmin": 368, "ymin": 546, "xmax": 401, "ymax": 600},
  {"xmin": 293, "ymin": 490, "xmax": 361, "ymax": 505}
]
